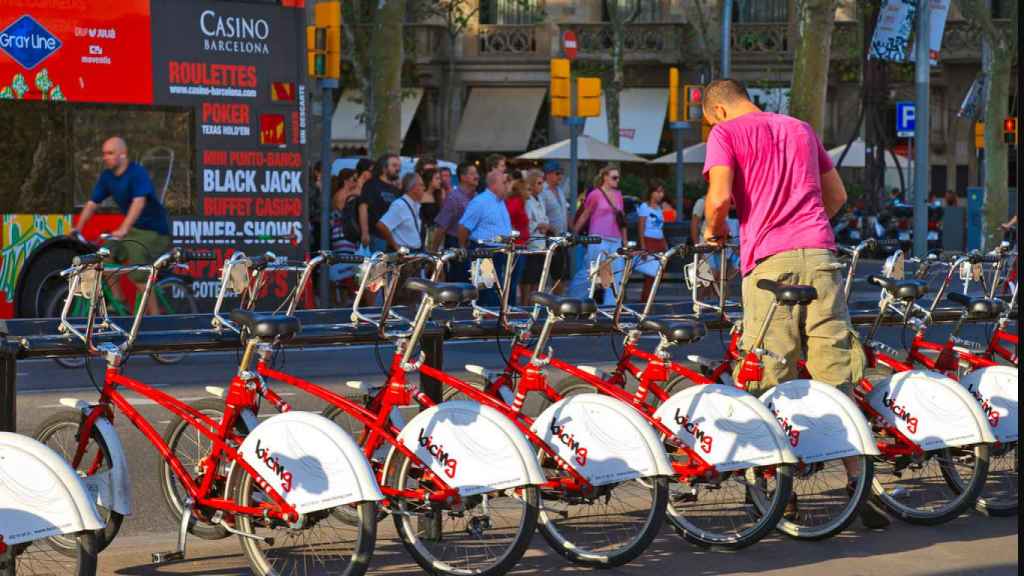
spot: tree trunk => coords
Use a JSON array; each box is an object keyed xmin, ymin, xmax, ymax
[
  {"xmin": 368, "ymin": 0, "xmax": 405, "ymax": 156},
  {"xmin": 955, "ymin": 0, "xmax": 1017, "ymax": 245},
  {"xmin": 444, "ymin": 34, "xmax": 459, "ymax": 158},
  {"xmin": 982, "ymin": 52, "xmax": 1010, "ymax": 246},
  {"xmin": 608, "ymin": 20, "xmax": 623, "ymax": 149},
  {"xmin": 789, "ymin": 0, "xmax": 839, "ymax": 138},
  {"xmin": 862, "ymin": 0, "xmax": 888, "ymax": 212}
]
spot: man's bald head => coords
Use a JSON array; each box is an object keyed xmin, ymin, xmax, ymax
[
  {"xmin": 702, "ymin": 79, "xmax": 758, "ymax": 126},
  {"xmin": 102, "ymin": 136, "xmax": 129, "ymax": 172},
  {"xmin": 487, "ymin": 168, "xmax": 507, "ymax": 197}
]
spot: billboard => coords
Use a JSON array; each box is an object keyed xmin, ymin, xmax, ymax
[{"xmin": 0, "ymin": 0, "xmax": 153, "ymax": 103}]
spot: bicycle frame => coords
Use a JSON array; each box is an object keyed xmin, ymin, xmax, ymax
[{"xmin": 74, "ymin": 365, "xmax": 298, "ymax": 523}]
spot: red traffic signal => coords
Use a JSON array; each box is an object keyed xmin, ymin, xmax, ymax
[
  {"xmin": 689, "ymin": 87, "xmax": 702, "ymax": 103},
  {"xmin": 1004, "ymin": 117, "xmax": 1018, "ymax": 145}
]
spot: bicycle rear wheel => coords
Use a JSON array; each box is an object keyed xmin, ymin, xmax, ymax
[
  {"xmin": 873, "ymin": 442, "xmax": 990, "ymax": 524},
  {"xmin": 386, "ymin": 449, "xmax": 539, "ymax": 576},
  {"xmin": 229, "ymin": 463, "xmax": 377, "ymax": 576},
  {"xmin": 6, "ymin": 530, "xmax": 98, "ymax": 576}
]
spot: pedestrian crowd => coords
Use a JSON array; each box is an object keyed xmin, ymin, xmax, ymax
[{"xmin": 315, "ymin": 152, "xmax": 696, "ymax": 308}]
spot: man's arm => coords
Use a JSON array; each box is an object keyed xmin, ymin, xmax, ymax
[
  {"xmin": 375, "ymin": 221, "xmax": 398, "ymax": 251},
  {"xmin": 820, "ymin": 168, "xmax": 847, "ymax": 219},
  {"xmin": 358, "ymin": 203, "xmax": 370, "ymax": 246},
  {"xmin": 703, "ymin": 166, "xmax": 733, "ymax": 245},
  {"xmin": 73, "ymin": 201, "xmax": 100, "ymax": 235},
  {"xmin": 457, "ymin": 225, "xmax": 469, "ymax": 248},
  {"xmin": 113, "ymin": 197, "xmax": 147, "ymax": 238}
]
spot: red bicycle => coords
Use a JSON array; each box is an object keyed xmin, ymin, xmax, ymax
[
  {"xmin": 443, "ymin": 237, "xmax": 796, "ymax": 549},
  {"xmin": 35, "ymin": 247, "xmax": 383, "ymax": 576},
  {"xmin": 679, "ymin": 241, "xmax": 996, "ymax": 526},
  {"xmin": 207, "ymin": 248, "xmax": 547, "ymax": 576}
]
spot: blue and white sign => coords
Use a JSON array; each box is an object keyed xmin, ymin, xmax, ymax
[
  {"xmin": 896, "ymin": 101, "xmax": 915, "ymax": 138},
  {"xmin": 0, "ymin": 15, "xmax": 62, "ymax": 70}
]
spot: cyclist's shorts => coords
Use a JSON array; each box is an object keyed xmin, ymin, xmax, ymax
[{"xmin": 108, "ymin": 228, "xmax": 172, "ymax": 283}]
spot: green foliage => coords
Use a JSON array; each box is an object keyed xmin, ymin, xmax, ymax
[{"xmin": 618, "ymin": 173, "xmax": 646, "ymax": 199}]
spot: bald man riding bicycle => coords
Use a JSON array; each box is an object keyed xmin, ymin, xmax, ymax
[{"xmin": 71, "ymin": 136, "xmax": 172, "ymax": 315}]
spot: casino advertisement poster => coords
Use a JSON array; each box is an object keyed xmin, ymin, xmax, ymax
[{"xmin": 0, "ymin": 0, "xmax": 308, "ymax": 302}]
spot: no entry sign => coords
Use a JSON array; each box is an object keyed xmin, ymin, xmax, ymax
[{"xmin": 562, "ymin": 30, "xmax": 577, "ymax": 60}]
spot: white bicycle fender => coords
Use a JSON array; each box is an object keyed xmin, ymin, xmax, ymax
[
  {"xmin": 866, "ymin": 370, "xmax": 997, "ymax": 450},
  {"xmin": 759, "ymin": 380, "xmax": 880, "ymax": 463},
  {"xmin": 958, "ymin": 366, "xmax": 1018, "ymax": 443},
  {"xmin": 531, "ymin": 394, "xmax": 674, "ymax": 486},
  {"xmin": 396, "ymin": 401, "xmax": 545, "ymax": 497},
  {"xmin": 239, "ymin": 412, "xmax": 383, "ymax": 514},
  {"xmin": 0, "ymin": 432, "xmax": 105, "ymax": 546},
  {"xmin": 653, "ymin": 384, "xmax": 798, "ymax": 472},
  {"xmin": 59, "ymin": 398, "xmax": 133, "ymax": 516}
]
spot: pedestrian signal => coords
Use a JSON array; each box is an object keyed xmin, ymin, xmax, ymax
[{"xmin": 684, "ymin": 85, "xmax": 703, "ymax": 122}]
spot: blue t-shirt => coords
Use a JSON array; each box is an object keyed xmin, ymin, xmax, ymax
[{"xmin": 90, "ymin": 162, "xmax": 170, "ymax": 235}]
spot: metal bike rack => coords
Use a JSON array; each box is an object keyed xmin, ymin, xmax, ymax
[{"xmin": 0, "ymin": 302, "xmax": 1012, "ymax": 433}]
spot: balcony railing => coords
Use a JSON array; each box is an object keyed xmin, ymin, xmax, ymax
[{"xmin": 557, "ymin": 23, "xmax": 692, "ymax": 61}]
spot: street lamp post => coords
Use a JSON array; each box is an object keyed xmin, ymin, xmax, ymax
[{"xmin": 912, "ymin": 0, "xmax": 930, "ymax": 258}]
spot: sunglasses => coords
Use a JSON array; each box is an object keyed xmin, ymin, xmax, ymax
[{"xmin": 609, "ymin": 175, "xmax": 620, "ymax": 181}]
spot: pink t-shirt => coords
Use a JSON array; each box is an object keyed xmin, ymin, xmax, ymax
[
  {"xmin": 702, "ymin": 111, "xmax": 836, "ymax": 275},
  {"xmin": 583, "ymin": 187, "xmax": 624, "ymax": 239}
]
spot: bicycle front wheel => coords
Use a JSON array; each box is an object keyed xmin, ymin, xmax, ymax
[
  {"xmin": 149, "ymin": 276, "xmax": 198, "ymax": 364},
  {"xmin": 229, "ymin": 463, "xmax": 377, "ymax": 576},
  {"xmin": 943, "ymin": 441, "xmax": 1015, "ymax": 517},
  {"xmin": 873, "ymin": 442, "xmax": 990, "ymax": 525},
  {"xmin": 386, "ymin": 449, "xmax": 539, "ymax": 576},
  {"xmin": 6, "ymin": 530, "xmax": 98, "ymax": 576},
  {"xmin": 766, "ymin": 456, "xmax": 872, "ymax": 540},
  {"xmin": 33, "ymin": 410, "xmax": 124, "ymax": 552},
  {"xmin": 667, "ymin": 462, "xmax": 793, "ymax": 549}
]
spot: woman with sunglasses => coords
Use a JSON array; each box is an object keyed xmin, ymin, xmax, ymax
[{"xmin": 569, "ymin": 165, "xmax": 627, "ymax": 304}]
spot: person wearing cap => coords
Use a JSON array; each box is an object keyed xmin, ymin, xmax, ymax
[{"xmin": 539, "ymin": 160, "xmax": 571, "ymax": 292}]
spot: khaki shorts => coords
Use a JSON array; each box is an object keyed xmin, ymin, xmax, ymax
[
  {"xmin": 735, "ymin": 248, "xmax": 865, "ymax": 394},
  {"xmin": 107, "ymin": 228, "xmax": 172, "ymax": 283}
]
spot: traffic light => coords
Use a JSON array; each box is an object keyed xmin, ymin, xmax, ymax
[
  {"xmin": 683, "ymin": 84, "xmax": 703, "ymax": 122},
  {"xmin": 550, "ymin": 58, "xmax": 571, "ymax": 117},
  {"xmin": 307, "ymin": 26, "xmax": 327, "ymax": 78},
  {"xmin": 308, "ymin": 1, "xmax": 341, "ymax": 80},
  {"xmin": 577, "ymin": 77, "xmax": 601, "ymax": 118},
  {"xmin": 1004, "ymin": 117, "xmax": 1018, "ymax": 145},
  {"xmin": 668, "ymin": 67, "xmax": 679, "ymax": 123}
]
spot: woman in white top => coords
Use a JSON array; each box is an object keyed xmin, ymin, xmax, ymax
[
  {"xmin": 636, "ymin": 181, "xmax": 667, "ymax": 304},
  {"xmin": 520, "ymin": 169, "xmax": 550, "ymax": 303}
]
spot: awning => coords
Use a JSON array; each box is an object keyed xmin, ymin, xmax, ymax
[
  {"xmin": 517, "ymin": 135, "xmax": 648, "ymax": 163},
  {"xmin": 583, "ymin": 88, "xmax": 668, "ymax": 155},
  {"xmin": 651, "ymin": 143, "xmax": 707, "ymax": 165},
  {"xmin": 331, "ymin": 88, "xmax": 423, "ymax": 145},
  {"xmin": 453, "ymin": 87, "xmax": 547, "ymax": 152},
  {"xmin": 827, "ymin": 138, "xmax": 914, "ymax": 169}
]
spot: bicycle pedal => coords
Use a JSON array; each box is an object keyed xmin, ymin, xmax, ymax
[
  {"xmin": 151, "ymin": 551, "xmax": 185, "ymax": 564},
  {"xmin": 670, "ymin": 491, "xmax": 698, "ymax": 504}
]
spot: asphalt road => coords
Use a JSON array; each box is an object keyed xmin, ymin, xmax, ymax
[{"xmin": 8, "ymin": 270, "xmax": 1018, "ymax": 575}]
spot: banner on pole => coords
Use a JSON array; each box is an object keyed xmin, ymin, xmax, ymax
[
  {"xmin": 868, "ymin": 0, "xmax": 916, "ymax": 63},
  {"xmin": 910, "ymin": 0, "xmax": 951, "ymax": 66}
]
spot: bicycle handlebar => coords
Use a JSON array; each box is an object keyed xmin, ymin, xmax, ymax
[
  {"xmin": 324, "ymin": 251, "xmax": 366, "ymax": 265},
  {"xmin": 72, "ymin": 251, "xmax": 107, "ymax": 267}
]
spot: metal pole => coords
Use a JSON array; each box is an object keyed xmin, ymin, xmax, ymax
[
  {"xmin": 912, "ymin": 0, "xmax": 930, "ymax": 258},
  {"xmin": 670, "ymin": 122, "xmax": 686, "ymax": 213},
  {"xmin": 319, "ymin": 79, "xmax": 338, "ymax": 308},
  {"xmin": 979, "ymin": 0, "xmax": 991, "ymax": 188},
  {"xmin": 0, "ymin": 334, "xmax": 16, "ymax": 432},
  {"xmin": 720, "ymin": 0, "xmax": 733, "ymax": 77}
]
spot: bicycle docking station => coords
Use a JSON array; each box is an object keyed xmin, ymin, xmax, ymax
[{"xmin": 0, "ymin": 299, "xmax": 1000, "ymax": 434}]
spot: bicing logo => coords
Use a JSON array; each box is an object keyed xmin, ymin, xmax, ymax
[
  {"xmin": 418, "ymin": 429, "xmax": 459, "ymax": 479},
  {"xmin": 674, "ymin": 409, "xmax": 714, "ymax": 454}
]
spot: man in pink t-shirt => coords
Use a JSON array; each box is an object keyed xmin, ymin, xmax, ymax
[{"xmin": 701, "ymin": 79, "xmax": 887, "ymax": 529}]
